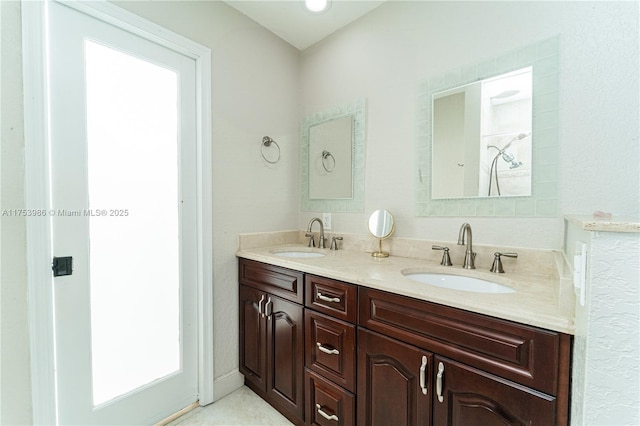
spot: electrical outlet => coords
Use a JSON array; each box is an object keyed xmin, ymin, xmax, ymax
[
  {"xmin": 573, "ymin": 241, "xmax": 587, "ymax": 307},
  {"xmin": 322, "ymin": 213, "xmax": 332, "ymax": 230}
]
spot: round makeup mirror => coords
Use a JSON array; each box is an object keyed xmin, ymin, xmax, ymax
[{"xmin": 368, "ymin": 209, "xmax": 395, "ymax": 257}]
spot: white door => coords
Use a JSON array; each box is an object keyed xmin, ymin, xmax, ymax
[{"xmin": 47, "ymin": 2, "xmax": 198, "ymax": 423}]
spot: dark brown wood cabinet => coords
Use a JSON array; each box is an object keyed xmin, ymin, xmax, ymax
[
  {"xmin": 358, "ymin": 287, "xmax": 571, "ymax": 426},
  {"xmin": 357, "ymin": 328, "xmax": 433, "ymax": 426},
  {"xmin": 239, "ymin": 260, "xmax": 305, "ymax": 425},
  {"xmin": 238, "ymin": 258, "xmax": 572, "ymax": 426},
  {"xmin": 432, "ymin": 356, "xmax": 556, "ymax": 426},
  {"xmin": 305, "ymin": 274, "xmax": 358, "ymax": 426},
  {"xmin": 239, "ymin": 285, "xmax": 267, "ymax": 391}
]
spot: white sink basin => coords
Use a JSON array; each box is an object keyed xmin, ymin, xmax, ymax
[
  {"xmin": 402, "ymin": 271, "xmax": 516, "ymax": 294},
  {"xmin": 272, "ymin": 250, "xmax": 326, "ymax": 258}
]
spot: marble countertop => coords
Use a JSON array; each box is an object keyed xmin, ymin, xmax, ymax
[
  {"xmin": 237, "ymin": 242, "xmax": 575, "ymax": 335},
  {"xmin": 565, "ymin": 214, "xmax": 640, "ymax": 233}
]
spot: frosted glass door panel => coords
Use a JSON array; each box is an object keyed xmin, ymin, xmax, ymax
[{"xmin": 85, "ymin": 41, "xmax": 180, "ymax": 406}]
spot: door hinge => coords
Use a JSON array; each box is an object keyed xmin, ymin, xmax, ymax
[{"xmin": 52, "ymin": 256, "xmax": 73, "ymax": 277}]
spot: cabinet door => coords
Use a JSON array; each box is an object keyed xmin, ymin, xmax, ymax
[
  {"xmin": 239, "ymin": 285, "xmax": 267, "ymax": 391},
  {"xmin": 266, "ymin": 294, "xmax": 305, "ymax": 421},
  {"xmin": 432, "ymin": 356, "xmax": 556, "ymax": 426},
  {"xmin": 357, "ymin": 328, "xmax": 432, "ymax": 426}
]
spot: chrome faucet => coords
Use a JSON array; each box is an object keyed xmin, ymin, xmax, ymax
[
  {"xmin": 307, "ymin": 217, "xmax": 326, "ymax": 249},
  {"xmin": 457, "ymin": 223, "xmax": 476, "ymax": 269}
]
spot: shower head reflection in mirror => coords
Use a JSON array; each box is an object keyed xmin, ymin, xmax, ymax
[
  {"xmin": 416, "ymin": 36, "xmax": 560, "ymax": 217},
  {"xmin": 487, "ymin": 132, "xmax": 531, "ymax": 196}
]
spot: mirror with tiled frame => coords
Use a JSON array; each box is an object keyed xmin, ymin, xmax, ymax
[{"xmin": 416, "ymin": 36, "xmax": 559, "ymax": 217}]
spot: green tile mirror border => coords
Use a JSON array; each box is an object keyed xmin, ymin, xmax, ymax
[
  {"xmin": 301, "ymin": 98, "xmax": 366, "ymax": 212},
  {"xmin": 416, "ymin": 36, "xmax": 559, "ymax": 217}
]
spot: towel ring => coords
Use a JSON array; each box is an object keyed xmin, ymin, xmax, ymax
[
  {"xmin": 261, "ymin": 136, "xmax": 280, "ymax": 164},
  {"xmin": 322, "ymin": 150, "xmax": 336, "ymax": 172}
]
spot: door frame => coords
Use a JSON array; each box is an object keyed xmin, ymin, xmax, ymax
[{"xmin": 21, "ymin": 1, "xmax": 213, "ymax": 423}]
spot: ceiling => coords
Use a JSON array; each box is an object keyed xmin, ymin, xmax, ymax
[{"xmin": 222, "ymin": 1, "xmax": 387, "ymax": 50}]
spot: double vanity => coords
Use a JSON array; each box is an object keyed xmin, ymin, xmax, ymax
[{"xmin": 237, "ymin": 229, "xmax": 574, "ymax": 426}]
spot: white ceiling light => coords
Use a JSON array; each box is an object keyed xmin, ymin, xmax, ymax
[{"xmin": 305, "ymin": 0, "xmax": 330, "ymax": 13}]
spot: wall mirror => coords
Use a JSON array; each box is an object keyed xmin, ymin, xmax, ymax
[
  {"xmin": 301, "ymin": 99, "xmax": 366, "ymax": 212},
  {"xmin": 309, "ymin": 115, "xmax": 353, "ymax": 199},
  {"xmin": 416, "ymin": 36, "xmax": 559, "ymax": 217},
  {"xmin": 432, "ymin": 67, "xmax": 532, "ymax": 199}
]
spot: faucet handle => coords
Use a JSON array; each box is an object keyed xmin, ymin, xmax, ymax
[
  {"xmin": 305, "ymin": 233, "xmax": 316, "ymax": 248},
  {"xmin": 432, "ymin": 245, "xmax": 453, "ymax": 266},
  {"xmin": 490, "ymin": 252, "xmax": 518, "ymax": 273},
  {"xmin": 330, "ymin": 236, "xmax": 343, "ymax": 251}
]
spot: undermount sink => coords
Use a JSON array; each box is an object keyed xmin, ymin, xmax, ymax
[
  {"xmin": 402, "ymin": 270, "xmax": 516, "ymax": 294},
  {"xmin": 271, "ymin": 250, "xmax": 326, "ymax": 258}
]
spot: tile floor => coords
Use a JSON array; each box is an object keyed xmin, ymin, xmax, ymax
[{"xmin": 168, "ymin": 386, "xmax": 294, "ymax": 425}]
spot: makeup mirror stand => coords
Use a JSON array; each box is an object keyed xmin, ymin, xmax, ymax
[{"xmin": 368, "ymin": 209, "xmax": 395, "ymax": 258}]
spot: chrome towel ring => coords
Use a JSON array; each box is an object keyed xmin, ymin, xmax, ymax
[
  {"xmin": 261, "ymin": 136, "xmax": 280, "ymax": 164},
  {"xmin": 321, "ymin": 150, "xmax": 335, "ymax": 172}
]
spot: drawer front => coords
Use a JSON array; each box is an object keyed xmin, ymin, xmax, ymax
[
  {"xmin": 359, "ymin": 287, "xmax": 565, "ymax": 395},
  {"xmin": 305, "ymin": 310, "xmax": 356, "ymax": 392},
  {"xmin": 305, "ymin": 275, "xmax": 357, "ymax": 323},
  {"xmin": 238, "ymin": 258, "xmax": 304, "ymax": 304},
  {"xmin": 306, "ymin": 369, "xmax": 355, "ymax": 426}
]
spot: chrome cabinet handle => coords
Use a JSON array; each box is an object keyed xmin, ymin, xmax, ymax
[
  {"xmin": 436, "ymin": 362, "xmax": 445, "ymax": 403},
  {"xmin": 258, "ymin": 294, "xmax": 266, "ymax": 317},
  {"xmin": 265, "ymin": 297, "xmax": 272, "ymax": 320},
  {"xmin": 316, "ymin": 404, "xmax": 339, "ymax": 422},
  {"xmin": 316, "ymin": 342, "xmax": 339, "ymax": 355},
  {"xmin": 419, "ymin": 355, "xmax": 428, "ymax": 395},
  {"xmin": 317, "ymin": 292, "xmax": 340, "ymax": 303}
]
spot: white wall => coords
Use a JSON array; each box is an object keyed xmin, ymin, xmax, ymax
[
  {"xmin": 1, "ymin": 1, "xmax": 300, "ymax": 422},
  {"xmin": 566, "ymin": 223, "xmax": 640, "ymax": 425},
  {"xmin": 299, "ymin": 1, "xmax": 640, "ymax": 250}
]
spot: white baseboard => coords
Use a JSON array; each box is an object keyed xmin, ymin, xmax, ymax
[{"xmin": 211, "ymin": 369, "xmax": 244, "ymax": 403}]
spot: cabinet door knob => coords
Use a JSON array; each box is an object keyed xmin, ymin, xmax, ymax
[
  {"xmin": 436, "ymin": 362, "xmax": 445, "ymax": 403},
  {"xmin": 316, "ymin": 342, "xmax": 340, "ymax": 355},
  {"xmin": 419, "ymin": 355, "xmax": 428, "ymax": 395},
  {"xmin": 317, "ymin": 292, "xmax": 341, "ymax": 303},
  {"xmin": 316, "ymin": 404, "xmax": 339, "ymax": 422},
  {"xmin": 257, "ymin": 294, "xmax": 266, "ymax": 317}
]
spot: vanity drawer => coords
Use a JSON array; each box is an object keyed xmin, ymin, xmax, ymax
[
  {"xmin": 305, "ymin": 275, "xmax": 357, "ymax": 323},
  {"xmin": 305, "ymin": 310, "xmax": 356, "ymax": 393},
  {"xmin": 238, "ymin": 259, "xmax": 303, "ymax": 304},
  {"xmin": 306, "ymin": 369, "xmax": 355, "ymax": 426},
  {"xmin": 359, "ymin": 287, "xmax": 569, "ymax": 396}
]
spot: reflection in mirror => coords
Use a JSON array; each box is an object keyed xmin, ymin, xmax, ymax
[
  {"xmin": 432, "ymin": 67, "xmax": 532, "ymax": 199},
  {"xmin": 309, "ymin": 116, "xmax": 353, "ymax": 199},
  {"xmin": 416, "ymin": 36, "xmax": 559, "ymax": 217},
  {"xmin": 368, "ymin": 209, "xmax": 395, "ymax": 258},
  {"xmin": 301, "ymin": 98, "xmax": 366, "ymax": 213}
]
